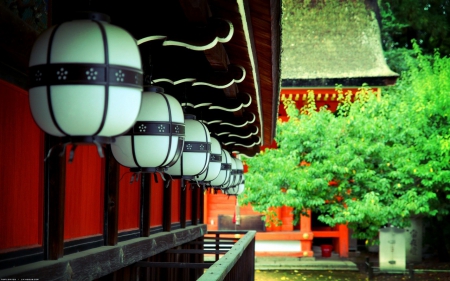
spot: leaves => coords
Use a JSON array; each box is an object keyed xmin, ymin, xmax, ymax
[{"xmin": 240, "ymin": 43, "xmax": 450, "ymax": 240}]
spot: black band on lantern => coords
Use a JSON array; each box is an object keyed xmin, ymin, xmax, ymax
[
  {"xmin": 221, "ymin": 163, "xmax": 232, "ymax": 170},
  {"xmin": 183, "ymin": 141, "xmax": 211, "ymax": 152},
  {"xmin": 29, "ymin": 64, "xmax": 143, "ymax": 89},
  {"xmin": 126, "ymin": 122, "xmax": 185, "ymax": 136},
  {"xmin": 210, "ymin": 153, "xmax": 222, "ymax": 162}
]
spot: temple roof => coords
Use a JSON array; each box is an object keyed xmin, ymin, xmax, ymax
[{"xmin": 281, "ymin": 0, "xmax": 398, "ymax": 87}]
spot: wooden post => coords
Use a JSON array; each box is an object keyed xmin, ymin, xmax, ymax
[
  {"xmin": 199, "ymin": 187, "xmax": 204, "ymax": 224},
  {"xmin": 104, "ymin": 146, "xmax": 120, "ymax": 246},
  {"xmin": 191, "ymin": 186, "xmax": 198, "ymax": 226},
  {"xmin": 337, "ymin": 223, "xmax": 349, "ymax": 258},
  {"xmin": 162, "ymin": 179, "xmax": 172, "ymax": 232},
  {"xmin": 44, "ymin": 135, "xmax": 66, "ymax": 260},
  {"xmin": 180, "ymin": 180, "xmax": 187, "ymax": 228},
  {"xmin": 299, "ymin": 209, "xmax": 314, "ymax": 258},
  {"xmin": 141, "ymin": 173, "xmax": 151, "ymax": 237}
]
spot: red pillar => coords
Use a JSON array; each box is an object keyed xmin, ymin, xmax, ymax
[{"xmin": 299, "ymin": 210, "xmax": 314, "ymax": 257}]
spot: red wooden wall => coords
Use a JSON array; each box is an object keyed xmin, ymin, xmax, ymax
[
  {"xmin": 171, "ymin": 179, "xmax": 180, "ymax": 224},
  {"xmin": 64, "ymin": 145, "xmax": 104, "ymax": 240},
  {"xmin": 0, "ymin": 80, "xmax": 44, "ymax": 251},
  {"xmin": 118, "ymin": 166, "xmax": 140, "ymax": 232},
  {"xmin": 150, "ymin": 173, "xmax": 164, "ymax": 229}
]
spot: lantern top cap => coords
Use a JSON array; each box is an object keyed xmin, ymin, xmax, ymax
[
  {"xmin": 69, "ymin": 11, "xmax": 111, "ymax": 23},
  {"xmin": 144, "ymin": 85, "xmax": 164, "ymax": 93}
]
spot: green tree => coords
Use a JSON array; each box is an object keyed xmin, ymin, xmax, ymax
[
  {"xmin": 379, "ymin": 0, "xmax": 450, "ymax": 72},
  {"xmin": 241, "ymin": 44, "xmax": 450, "ymax": 244}
]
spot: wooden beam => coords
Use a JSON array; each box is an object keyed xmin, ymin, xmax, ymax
[
  {"xmin": 136, "ymin": 262, "xmax": 211, "ymax": 269},
  {"xmin": 0, "ymin": 225, "xmax": 207, "ymax": 280},
  {"xmin": 204, "ymin": 43, "xmax": 229, "ymax": 71},
  {"xmin": 165, "ymin": 250, "xmax": 227, "ymax": 254},
  {"xmin": 0, "ymin": 5, "xmax": 39, "ymax": 89},
  {"xmin": 178, "ymin": 0, "xmax": 211, "ymax": 25},
  {"xmin": 44, "ymin": 135, "xmax": 66, "ymax": 260}
]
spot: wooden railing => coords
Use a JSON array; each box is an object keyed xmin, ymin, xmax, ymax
[
  {"xmin": 130, "ymin": 229, "xmax": 256, "ymax": 280},
  {"xmin": 198, "ymin": 230, "xmax": 256, "ymax": 281}
]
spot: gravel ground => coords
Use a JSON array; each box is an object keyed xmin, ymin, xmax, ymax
[{"xmin": 255, "ymin": 252, "xmax": 450, "ymax": 280}]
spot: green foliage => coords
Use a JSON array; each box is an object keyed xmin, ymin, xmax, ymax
[
  {"xmin": 240, "ymin": 42, "xmax": 450, "ymax": 240},
  {"xmin": 379, "ymin": 0, "xmax": 450, "ymax": 72}
]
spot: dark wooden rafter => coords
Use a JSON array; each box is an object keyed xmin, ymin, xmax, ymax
[
  {"xmin": 0, "ymin": 5, "xmax": 39, "ymax": 89},
  {"xmin": 178, "ymin": 0, "xmax": 211, "ymax": 25},
  {"xmin": 204, "ymin": 43, "xmax": 230, "ymax": 71}
]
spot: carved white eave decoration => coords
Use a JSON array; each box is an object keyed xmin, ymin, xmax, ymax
[
  {"xmin": 233, "ymin": 65, "xmax": 246, "ymax": 84},
  {"xmin": 192, "ymin": 79, "xmax": 234, "ymax": 89},
  {"xmin": 181, "ymin": 102, "xmax": 212, "ymax": 109},
  {"xmin": 209, "ymin": 93, "xmax": 252, "ymax": 112},
  {"xmin": 199, "ymin": 119, "xmax": 222, "ymax": 125},
  {"xmin": 234, "ymin": 151, "xmax": 254, "ymax": 158},
  {"xmin": 137, "ymin": 35, "xmax": 167, "ymax": 46},
  {"xmin": 209, "ymin": 103, "xmax": 243, "ymax": 112},
  {"xmin": 234, "ymin": 136, "xmax": 261, "ymax": 147},
  {"xmin": 216, "ymin": 131, "xmax": 231, "ymax": 136},
  {"xmin": 229, "ymin": 127, "xmax": 258, "ymax": 139},
  {"xmin": 162, "ymin": 19, "xmax": 234, "ymax": 51},
  {"xmin": 224, "ymin": 141, "xmax": 236, "ymax": 146},
  {"xmin": 241, "ymin": 92, "xmax": 252, "ymax": 107},
  {"xmin": 229, "ymin": 132, "xmax": 253, "ymax": 139},
  {"xmin": 192, "ymin": 65, "xmax": 245, "ymax": 89},
  {"xmin": 152, "ymin": 77, "xmax": 196, "ymax": 85},
  {"xmin": 220, "ymin": 113, "xmax": 256, "ymax": 128}
]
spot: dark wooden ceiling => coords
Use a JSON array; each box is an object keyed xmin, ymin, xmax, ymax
[{"xmin": 44, "ymin": 0, "xmax": 281, "ymax": 157}]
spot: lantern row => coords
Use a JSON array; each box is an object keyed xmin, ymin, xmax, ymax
[{"xmin": 28, "ymin": 12, "xmax": 245, "ymax": 193}]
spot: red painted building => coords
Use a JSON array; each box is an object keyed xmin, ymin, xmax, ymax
[
  {"xmin": 203, "ymin": 0, "xmax": 399, "ymax": 259},
  {"xmin": 0, "ymin": 0, "xmax": 281, "ymax": 280}
]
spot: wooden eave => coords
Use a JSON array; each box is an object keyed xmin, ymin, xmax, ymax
[{"xmin": 0, "ymin": 0, "xmax": 281, "ymax": 157}]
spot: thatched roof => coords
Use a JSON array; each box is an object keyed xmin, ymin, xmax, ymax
[{"xmin": 281, "ymin": 0, "xmax": 398, "ymax": 87}]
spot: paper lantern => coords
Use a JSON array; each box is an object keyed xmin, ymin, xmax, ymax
[
  {"xmin": 210, "ymin": 149, "xmax": 232, "ymax": 188},
  {"xmin": 111, "ymin": 86, "xmax": 185, "ymax": 172},
  {"xmin": 166, "ymin": 115, "xmax": 211, "ymax": 179},
  {"xmin": 194, "ymin": 137, "xmax": 222, "ymax": 183},
  {"xmin": 224, "ymin": 176, "xmax": 245, "ymax": 195},
  {"xmin": 28, "ymin": 12, "xmax": 142, "ymax": 143}
]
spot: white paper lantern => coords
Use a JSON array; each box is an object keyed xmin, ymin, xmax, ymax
[
  {"xmin": 234, "ymin": 158, "xmax": 244, "ymax": 186},
  {"xmin": 210, "ymin": 149, "xmax": 232, "ymax": 188},
  {"xmin": 221, "ymin": 157, "xmax": 238, "ymax": 190},
  {"xmin": 224, "ymin": 175, "xmax": 245, "ymax": 195},
  {"xmin": 110, "ymin": 86, "xmax": 185, "ymax": 172},
  {"xmin": 166, "ymin": 115, "xmax": 211, "ymax": 179},
  {"xmin": 194, "ymin": 137, "xmax": 222, "ymax": 183},
  {"xmin": 28, "ymin": 13, "xmax": 142, "ymax": 143}
]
